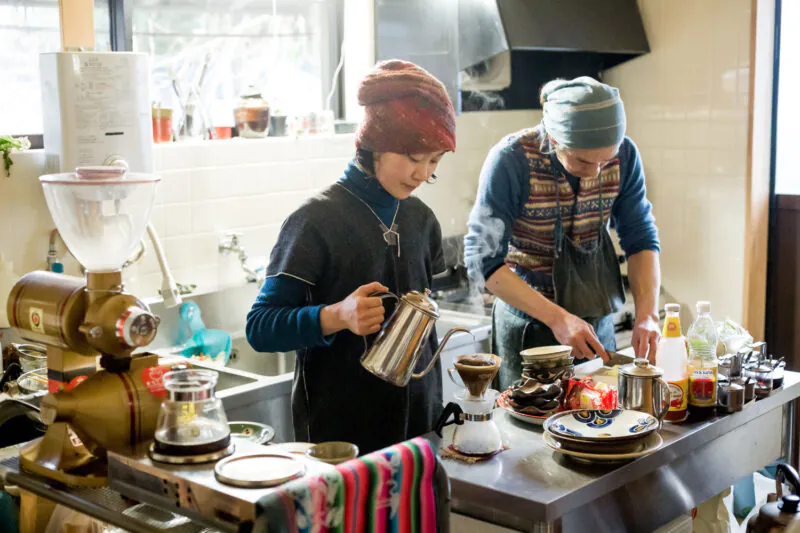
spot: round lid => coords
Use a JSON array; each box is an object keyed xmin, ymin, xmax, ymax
[
  {"xmin": 214, "ymin": 453, "xmax": 305, "ymax": 488},
  {"xmin": 721, "ymin": 382, "xmax": 744, "ymax": 392},
  {"xmin": 696, "ymin": 300, "xmax": 711, "ymax": 314},
  {"xmin": 780, "ymin": 495, "xmax": 800, "ymax": 514},
  {"xmin": 402, "ymin": 290, "xmax": 439, "ymax": 318},
  {"xmin": 240, "ymin": 85, "xmax": 264, "ymax": 99},
  {"xmin": 620, "ymin": 358, "xmax": 664, "ymax": 378},
  {"xmin": 665, "ymin": 303, "xmax": 680, "ymax": 313}
]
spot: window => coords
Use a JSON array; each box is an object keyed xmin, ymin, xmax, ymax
[
  {"xmin": 775, "ymin": 0, "xmax": 800, "ymax": 194},
  {"xmin": 131, "ymin": 0, "xmax": 337, "ymax": 129},
  {"xmin": 0, "ymin": 0, "xmax": 111, "ymax": 135}
]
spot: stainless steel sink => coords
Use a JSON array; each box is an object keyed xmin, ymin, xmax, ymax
[
  {"xmin": 214, "ymin": 370, "xmax": 259, "ymax": 391},
  {"xmin": 226, "ymin": 336, "xmax": 296, "ymax": 376}
]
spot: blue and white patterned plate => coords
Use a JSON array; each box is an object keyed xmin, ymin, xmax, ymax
[{"xmin": 544, "ymin": 409, "xmax": 659, "ymax": 442}]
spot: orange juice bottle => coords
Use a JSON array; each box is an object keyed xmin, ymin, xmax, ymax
[{"xmin": 656, "ymin": 304, "xmax": 689, "ymax": 422}]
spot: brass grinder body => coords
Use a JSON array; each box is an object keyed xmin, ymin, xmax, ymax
[{"xmin": 7, "ymin": 270, "xmax": 163, "ymax": 486}]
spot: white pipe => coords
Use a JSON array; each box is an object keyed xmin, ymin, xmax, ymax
[{"xmin": 146, "ymin": 224, "xmax": 182, "ymax": 308}]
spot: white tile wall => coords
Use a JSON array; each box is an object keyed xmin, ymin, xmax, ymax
[
  {"xmin": 606, "ymin": 0, "xmax": 752, "ymax": 323},
  {"xmin": 0, "ymin": 110, "xmax": 540, "ymax": 300}
]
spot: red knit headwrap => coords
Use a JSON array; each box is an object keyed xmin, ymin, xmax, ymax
[{"xmin": 355, "ymin": 60, "xmax": 456, "ymax": 155}]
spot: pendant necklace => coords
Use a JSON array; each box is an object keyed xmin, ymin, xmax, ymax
[{"xmin": 337, "ymin": 184, "xmax": 401, "ymax": 257}]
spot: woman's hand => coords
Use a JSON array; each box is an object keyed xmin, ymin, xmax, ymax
[
  {"xmin": 320, "ymin": 282, "xmax": 390, "ymax": 336},
  {"xmin": 549, "ymin": 310, "xmax": 609, "ymax": 362}
]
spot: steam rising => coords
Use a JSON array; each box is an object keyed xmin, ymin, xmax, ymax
[{"xmin": 464, "ymin": 205, "xmax": 507, "ymax": 312}]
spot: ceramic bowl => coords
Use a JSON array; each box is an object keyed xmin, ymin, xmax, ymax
[
  {"xmin": 306, "ymin": 441, "xmax": 359, "ymax": 465},
  {"xmin": 544, "ymin": 409, "xmax": 659, "ymax": 442},
  {"xmin": 522, "ymin": 355, "xmax": 574, "ymax": 370},
  {"xmin": 522, "ymin": 364, "xmax": 574, "ymax": 384},
  {"xmin": 520, "ymin": 345, "xmax": 572, "ymax": 364},
  {"xmin": 228, "ymin": 421, "xmax": 276, "ymax": 445}
]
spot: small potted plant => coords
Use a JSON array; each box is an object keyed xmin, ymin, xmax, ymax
[{"xmin": 0, "ymin": 135, "xmax": 31, "ymax": 177}]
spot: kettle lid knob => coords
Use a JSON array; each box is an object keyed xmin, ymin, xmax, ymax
[{"xmin": 780, "ymin": 495, "xmax": 800, "ymax": 514}]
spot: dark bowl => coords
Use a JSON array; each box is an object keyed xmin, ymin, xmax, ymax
[{"xmin": 522, "ymin": 365, "xmax": 574, "ymax": 384}]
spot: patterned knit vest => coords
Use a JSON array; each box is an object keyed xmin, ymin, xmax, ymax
[{"xmin": 507, "ymin": 128, "xmax": 622, "ymax": 300}]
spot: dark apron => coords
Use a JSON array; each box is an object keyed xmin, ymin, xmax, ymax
[
  {"xmin": 292, "ymin": 235, "xmax": 442, "ymax": 455},
  {"xmin": 493, "ymin": 175, "xmax": 625, "ymax": 391}
]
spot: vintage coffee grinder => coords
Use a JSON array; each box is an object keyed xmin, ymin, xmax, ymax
[{"xmin": 6, "ymin": 166, "xmax": 166, "ymax": 489}]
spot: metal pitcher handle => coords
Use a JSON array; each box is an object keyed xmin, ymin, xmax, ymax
[
  {"xmin": 655, "ymin": 377, "xmax": 671, "ymax": 422},
  {"xmin": 412, "ymin": 327, "xmax": 474, "ymax": 379}
]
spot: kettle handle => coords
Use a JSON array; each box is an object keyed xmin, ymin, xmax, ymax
[
  {"xmin": 369, "ymin": 291, "xmax": 399, "ymax": 303},
  {"xmin": 776, "ymin": 464, "xmax": 800, "ymax": 498},
  {"xmin": 412, "ymin": 327, "xmax": 474, "ymax": 379},
  {"xmin": 655, "ymin": 377, "xmax": 671, "ymax": 422}
]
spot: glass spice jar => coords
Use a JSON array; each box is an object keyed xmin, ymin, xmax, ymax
[{"xmin": 233, "ymin": 86, "xmax": 270, "ymax": 138}]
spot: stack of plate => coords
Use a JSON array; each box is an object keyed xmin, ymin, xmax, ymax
[
  {"xmin": 521, "ymin": 345, "xmax": 575, "ymax": 383},
  {"xmin": 542, "ymin": 409, "xmax": 663, "ymax": 464},
  {"xmin": 497, "ymin": 346, "xmax": 575, "ymax": 425}
]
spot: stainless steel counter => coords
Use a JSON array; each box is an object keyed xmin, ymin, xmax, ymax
[{"xmin": 432, "ymin": 372, "xmax": 800, "ymax": 532}]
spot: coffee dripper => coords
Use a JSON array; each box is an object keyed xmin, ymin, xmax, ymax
[{"xmin": 434, "ymin": 354, "xmax": 503, "ymax": 456}]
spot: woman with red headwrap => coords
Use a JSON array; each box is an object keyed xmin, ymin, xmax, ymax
[{"xmin": 246, "ymin": 60, "xmax": 456, "ymax": 453}]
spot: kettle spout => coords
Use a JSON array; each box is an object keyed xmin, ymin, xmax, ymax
[{"xmin": 412, "ymin": 327, "xmax": 474, "ymax": 379}]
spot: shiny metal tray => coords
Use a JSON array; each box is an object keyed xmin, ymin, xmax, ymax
[
  {"xmin": 0, "ymin": 455, "xmax": 208, "ymax": 533},
  {"xmin": 107, "ymin": 439, "xmax": 332, "ymax": 529}
]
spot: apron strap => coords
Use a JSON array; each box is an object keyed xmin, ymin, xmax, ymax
[{"xmin": 554, "ymin": 177, "xmax": 564, "ymax": 258}]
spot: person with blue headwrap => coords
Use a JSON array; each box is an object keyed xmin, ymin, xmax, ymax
[{"xmin": 465, "ymin": 77, "xmax": 662, "ymax": 389}]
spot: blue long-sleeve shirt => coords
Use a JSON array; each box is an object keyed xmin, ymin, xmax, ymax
[
  {"xmin": 246, "ymin": 162, "xmax": 399, "ymax": 353},
  {"xmin": 465, "ymin": 131, "xmax": 660, "ymax": 284}
]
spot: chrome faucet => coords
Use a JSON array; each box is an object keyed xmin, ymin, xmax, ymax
[{"xmin": 218, "ymin": 232, "xmax": 265, "ymax": 283}]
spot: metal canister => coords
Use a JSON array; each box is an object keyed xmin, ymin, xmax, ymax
[
  {"xmin": 717, "ymin": 381, "xmax": 744, "ymax": 413},
  {"xmin": 618, "ymin": 359, "xmax": 671, "ymax": 421}
]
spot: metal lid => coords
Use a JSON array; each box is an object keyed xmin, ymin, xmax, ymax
[
  {"xmin": 620, "ymin": 358, "xmax": 664, "ymax": 378},
  {"xmin": 214, "ymin": 453, "xmax": 305, "ymax": 488},
  {"xmin": 401, "ymin": 290, "xmax": 440, "ymax": 318}
]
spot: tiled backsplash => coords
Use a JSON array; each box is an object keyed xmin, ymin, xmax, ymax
[
  {"xmin": 605, "ymin": 0, "xmax": 752, "ymax": 323},
  {"xmin": 0, "ymin": 110, "xmax": 540, "ymax": 300}
]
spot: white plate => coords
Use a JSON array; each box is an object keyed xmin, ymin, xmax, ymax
[
  {"xmin": 544, "ymin": 409, "xmax": 659, "ymax": 441},
  {"xmin": 497, "ymin": 390, "xmax": 551, "ymax": 425},
  {"xmin": 543, "ymin": 431, "xmax": 663, "ymax": 464}
]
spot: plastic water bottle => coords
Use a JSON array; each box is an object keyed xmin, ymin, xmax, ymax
[
  {"xmin": 687, "ymin": 301, "xmax": 719, "ymax": 418},
  {"xmin": 656, "ymin": 303, "xmax": 688, "ymax": 422}
]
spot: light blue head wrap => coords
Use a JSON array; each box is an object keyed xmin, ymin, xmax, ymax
[{"xmin": 541, "ymin": 77, "xmax": 626, "ymax": 150}]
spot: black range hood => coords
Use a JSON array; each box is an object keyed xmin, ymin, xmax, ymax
[{"xmin": 460, "ymin": 0, "xmax": 650, "ymax": 111}]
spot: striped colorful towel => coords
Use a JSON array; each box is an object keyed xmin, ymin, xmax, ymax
[{"xmin": 257, "ymin": 437, "xmax": 440, "ymax": 533}]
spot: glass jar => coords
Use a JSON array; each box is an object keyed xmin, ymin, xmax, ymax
[
  {"xmin": 151, "ymin": 106, "xmax": 173, "ymax": 143},
  {"xmin": 234, "ymin": 86, "xmax": 270, "ymax": 138},
  {"xmin": 154, "ymin": 369, "xmax": 230, "ymax": 456}
]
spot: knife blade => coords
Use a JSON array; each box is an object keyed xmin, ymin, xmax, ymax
[{"xmin": 605, "ymin": 351, "xmax": 634, "ymax": 367}]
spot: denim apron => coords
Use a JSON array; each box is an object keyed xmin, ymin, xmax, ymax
[{"xmin": 494, "ymin": 175, "xmax": 626, "ymax": 390}]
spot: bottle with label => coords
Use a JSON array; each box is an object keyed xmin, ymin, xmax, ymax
[
  {"xmin": 656, "ymin": 303, "xmax": 689, "ymax": 422},
  {"xmin": 687, "ymin": 301, "xmax": 719, "ymax": 419}
]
